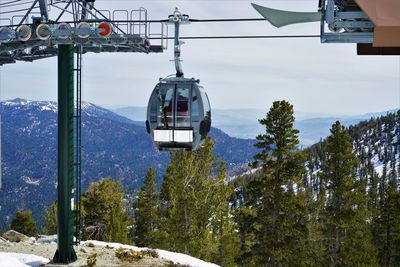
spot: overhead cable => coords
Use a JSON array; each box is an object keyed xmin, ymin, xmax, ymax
[
  {"xmin": 0, "ymin": 0, "xmax": 24, "ymax": 5},
  {"xmin": 148, "ymin": 35, "xmax": 320, "ymax": 40},
  {"xmin": 1, "ymin": 1, "xmax": 35, "ymax": 8},
  {"xmin": 0, "ymin": 6, "xmax": 39, "ymax": 15}
]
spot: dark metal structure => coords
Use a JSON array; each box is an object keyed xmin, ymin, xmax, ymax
[
  {"xmin": 252, "ymin": 0, "xmax": 374, "ymax": 44},
  {"xmin": 252, "ymin": 0, "xmax": 400, "ymax": 55},
  {"xmin": 74, "ymin": 45, "xmax": 83, "ymax": 245},
  {"xmin": 0, "ymin": 0, "xmax": 166, "ymax": 263},
  {"xmin": 54, "ymin": 44, "xmax": 77, "ymax": 263},
  {"xmin": 0, "ymin": 1, "xmax": 165, "ymax": 65}
]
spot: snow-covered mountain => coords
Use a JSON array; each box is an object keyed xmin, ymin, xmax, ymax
[
  {"xmin": 0, "ymin": 98, "xmax": 257, "ymax": 230},
  {"xmin": 305, "ymin": 111, "xmax": 400, "ymax": 194}
]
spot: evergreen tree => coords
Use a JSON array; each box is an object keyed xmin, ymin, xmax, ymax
[
  {"xmin": 369, "ymin": 171, "xmax": 381, "ymax": 255},
  {"xmin": 82, "ymin": 178, "xmax": 129, "ymax": 243},
  {"xmin": 132, "ymin": 168, "xmax": 159, "ymax": 247},
  {"xmin": 307, "ymin": 179, "xmax": 327, "ymax": 266},
  {"xmin": 375, "ymin": 173, "xmax": 400, "ymax": 266},
  {"xmin": 211, "ymin": 162, "xmax": 240, "ymax": 267},
  {"xmin": 319, "ymin": 121, "xmax": 378, "ymax": 266},
  {"xmin": 159, "ymin": 150, "xmax": 197, "ymax": 254},
  {"xmin": 237, "ymin": 100, "xmax": 311, "ymax": 266},
  {"xmin": 159, "ymin": 138, "xmax": 236, "ymax": 262},
  {"xmin": 43, "ymin": 201, "xmax": 57, "ymax": 235},
  {"xmin": 10, "ymin": 210, "xmax": 37, "ymax": 236}
]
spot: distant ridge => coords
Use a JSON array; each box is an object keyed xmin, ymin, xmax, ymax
[
  {"xmin": 0, "ymin": 99, "xmax": 257, "ymax": 230},
  {"xmin": 112, "ymin": 105, "xmax": 399, "ymax": 146}
]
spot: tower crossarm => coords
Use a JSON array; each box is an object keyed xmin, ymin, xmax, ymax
[{"xmin": 0, "ymin": 0, "xmax": 166, "ymax": 65}]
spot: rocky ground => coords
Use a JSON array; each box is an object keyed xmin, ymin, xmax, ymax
[
  {"xmin": 0, "ymin": 231, "xmax": 195, "ymax": 267},
  {"xmin": 0, "ymin": 241, "xmax": 171, "ymax": 266}
]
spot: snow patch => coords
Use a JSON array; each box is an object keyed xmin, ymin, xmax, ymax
[
  {"xmin": 227, "ymin": 167, "xmax": 260, "ymax": 184},
  {"xmin": 3, "ymin": 98, "xmax": 30, "ymax": 106},
  {"xmin": 375, "ymin": 163, "xmax": 384, "ymax": 176},
  {"xmin": 35, "ymin": 235, "xmax": 57, "ymax": 245},
  {"xmin": 156, "ymin": 249, "xmax": 219, "ymax": 267},
  {"xmin": 82, "ymin": 240, "xmax": 220, "ymax": 267},
  {"xmin": 40, "ymin": 103, "xmax": 57, "ymax": 112},
  {"xmin": 0, "ymin": 252, "xmax": 49, "ymax": 267},
  {"xmin": 21, "ymin": 176, "xmax": 40, "ymax": 186}
]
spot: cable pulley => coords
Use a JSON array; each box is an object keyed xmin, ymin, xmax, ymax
[
  {"xmin": 16, "ymin": 24, "xmax": 32, "ymax": 41},
  {"xmin": 166, "ymin": 8, "xmax": 190, "ymax": 78}
]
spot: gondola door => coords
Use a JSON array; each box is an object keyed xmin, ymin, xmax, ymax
[
  {"xmin": 157, "ymin": 83, "xmax": 175, "ymax": 130},
  {"xmin": 154, "ymin": 83, "xmax": 175, "ymax": 143},
  {"xmin": 174, "ymin": 84, "xmax": 193, "ymax": 144},
  {"xmin": 154, "ymin": 83, "xmax": 193, "ymax": 146}
]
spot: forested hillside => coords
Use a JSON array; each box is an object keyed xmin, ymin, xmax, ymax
[
  {"xmin": 0, "ymin": 98, "xmax": 257, "ymax": 230},
  {"xmin": 306, "ymin": 111, "xmax": 400, "ymax": 196},
  {"xmin": 4, "ymin": 99, "xmax": 399, "ymax": 266},
  {"xmin": 229, "ymin": 108, "xmax": 400, "ymax": 266}
]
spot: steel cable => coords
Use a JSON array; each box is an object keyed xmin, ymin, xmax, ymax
[
  {"xmin": 0, "ymin": 1, "xmax": 35, "ymax": 8},
  {"xmin": 0, "ymin": 0, "xmax": 25, "ymax": 6}
]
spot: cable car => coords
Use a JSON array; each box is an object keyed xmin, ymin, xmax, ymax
[
  {"xmin": 146, "ymin": 8, "xmax": 211, "ymax": 150},
  {"xmin": 146, "ymin": 77, "xmax": 211, "ymax": 151}
]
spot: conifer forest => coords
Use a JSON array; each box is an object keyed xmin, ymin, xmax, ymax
[
  {"xmin": 28, "ymin": 101, "xmax": 399, "ymax": 266},
  {"xmin": 28, "ymin": 101, "xmax": 400, "ymax": 266}
]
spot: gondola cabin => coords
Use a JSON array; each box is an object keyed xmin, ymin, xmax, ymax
[{"xmin": 146, "ymin": 77, "xmax": 211, "ymax": 151}]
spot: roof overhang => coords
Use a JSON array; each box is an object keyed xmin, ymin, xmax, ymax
[{"xmin": 354, "ymin": 0, "xmax": 400, "ymax": 47}]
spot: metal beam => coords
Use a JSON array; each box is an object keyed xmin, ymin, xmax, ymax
[
  {"xmin": 53, "ymin": 44, "xmax": 77, "ymax": 264},
  {"xmin": 321, "ymin": 32, "xmax": 373, "ymax": 43},
  {"xmin": 0, "ymin": 115, "xmax": 2, "ymax": 190},
  {"xmin": 39, "ymin": 0, "xmax": 49, "ymax": 21},
  {"xmin": 357, "ymin": 43, "xmax": 400, "ymax": 55},
  {"xmin": 18, "ymin": 0, "xmax": 40, "ymax": 26}
]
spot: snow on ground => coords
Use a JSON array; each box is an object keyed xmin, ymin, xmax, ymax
[
  {"xmin": 375, "ymin": 163, "xmax": 384, "ymax": 176},
  {"xmin": 227, "ymin": 166, "xmax": 261, "ymax": 184},
  {"xmin": 0, "ymin": 252, "xmax": 49, "ymax": 267},
  {"xmin": 0, "ymin": 235, "xmax": 219, "ymax": 267},
  {"xmin": 34, "ymin": 235, "xmax": 57, "ymax": 245},
  {"xmin": 82, "ymin": 240, "xmax": 220, "ymax": 267},
  {"xmin": 156, "ymin": 249, "xmax": 219, "ymax": 267}
]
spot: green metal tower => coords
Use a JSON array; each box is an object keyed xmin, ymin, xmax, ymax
[
  {"xmin": 0, "ymin": 2, "xmax": 163, "ymax": 264},
  {"xmin": 53, "ymin": 44, "xmax": 77, "ymax": 263}
]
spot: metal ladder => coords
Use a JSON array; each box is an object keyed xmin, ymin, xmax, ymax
[{"xmin": 73, "ymin": 45, "xmax": 83, "ymax": 245}]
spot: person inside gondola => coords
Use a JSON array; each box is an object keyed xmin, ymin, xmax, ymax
[{"xmin": 176, "ymin": 88, "xmax": 190, "ymax": 127}]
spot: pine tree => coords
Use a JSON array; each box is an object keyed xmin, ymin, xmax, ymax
[
  {"xmin": 234, "ymin": 205, "xmax": 257, "ymax": 267},
  {"xmin": 82, "ymin": 178, "xmax": 129, "ymax": 243},
  {"xmin": 43, "ymin": 201, "xmax": 57, "ymax": 235},
  {"xmin": 237, "ymin": 100, "xmax": 311, "ymax": 266},
  {"xmin": 132, "ymin": 168, "xmax": 159, "ymax": 247},
  {"xmin": 375, "ymin": 172, "xmax": 400, "ymax": 266},
  {"xmin": 211, "ymin": 162, "xmax": 240, "ymax": 267},
  {"xmin": 159, "ymin": 138, "xmax": 235, "ymax": 262},
  {"xmin": 10, "ymin": 210, "xmax": 37, "ymax": 236},
  {"xmin": 369, "ymin": 171, "xmax": 381, "ymax": 255},
  {"xmin": 160, "ymin": 150, "xmax": 197, "ymax": 254},
  {"xmin": 308, "ymin": 179, "xmax": 327, "ymax": 266},
  {"xmin": 319, "ymin": 121, "xmax": 378, "ymax": 266}
]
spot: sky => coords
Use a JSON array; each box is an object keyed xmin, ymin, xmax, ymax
[{"xmin": 0, "ymin": 0, "xmax": 399, "ymax": 116}]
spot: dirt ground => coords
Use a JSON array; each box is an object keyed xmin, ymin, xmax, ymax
[{"xmin": 0, "ymin": 240, "xmax": 171, "ymax": 267}]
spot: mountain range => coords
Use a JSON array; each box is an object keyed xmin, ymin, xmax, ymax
[
  {"xmin": 1, "ymin": 98, "xmax": 398, "ymax": 230},
  {"xmin": 0, "ymin": 98, "xmax": 257, "ymax": 229},
  {"xmin": 111, "ymin": 106, "xmax": 398, "ymax": 146}
]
